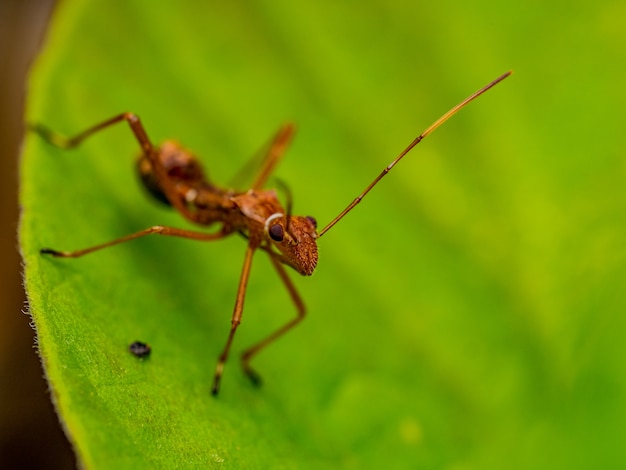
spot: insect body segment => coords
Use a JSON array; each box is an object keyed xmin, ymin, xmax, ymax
[
  {"xmin": 134, "ymin": 125, "xmax": 319, "ymax": 275},
  {"xmin": 137, "ymin": 140, "xmax": 216, "ymax": 208},
  {"xmin": 264, "ymin": 213, "xmax": 318, "ymax": 276},
  {"xmin": 35, "ymin": 71, "xmax": 511, "ymax": 395}
]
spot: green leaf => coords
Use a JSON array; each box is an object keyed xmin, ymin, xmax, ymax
[{"xmin": 21, "ymin": 0, "xmax": 626, "ymax": 468}]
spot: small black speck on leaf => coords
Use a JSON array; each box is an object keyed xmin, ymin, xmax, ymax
[{"xmin": 129, "ymin": 341, "xmax": 151, "ymax": 358}]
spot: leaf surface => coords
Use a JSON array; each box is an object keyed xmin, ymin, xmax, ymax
[{"xmin": 21, "ymin": 0, "xmax": 626, "ymax": 468}]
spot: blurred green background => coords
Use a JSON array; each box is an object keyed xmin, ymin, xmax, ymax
[
  {"xmin": 0, "ymin": 1, "xmax": 75, "ymax": 468},
  {"xmin": 7, "ymin": 0, "xmax": 626, "ymax": 468}
]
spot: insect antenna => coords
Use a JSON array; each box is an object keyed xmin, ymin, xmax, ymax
[{"xmin": 317, "ymin": 70, "xmax": 512, "ymax": 238}]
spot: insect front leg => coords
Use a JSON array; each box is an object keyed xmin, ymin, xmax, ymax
[
  {"xmin": 240, "ymin": 252, "xmax": 306, "ymax": 387},
  {"xmin": 212, "ymin": 242, "xmax": 257, "ymax": 396}
]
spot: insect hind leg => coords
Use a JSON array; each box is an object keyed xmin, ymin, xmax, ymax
[{"xmin": 30, "ymin": 112, "xmax": 154, "ymax": 151}]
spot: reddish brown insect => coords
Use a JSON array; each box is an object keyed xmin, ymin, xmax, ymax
[{"xmin": 34, "ymin": 71, "xmax": 511, "ymax": 395}]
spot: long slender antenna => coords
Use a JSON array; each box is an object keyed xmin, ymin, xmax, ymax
[{"xmin": 317, "ymin": 70, "xmax": 512, "ymax": 238}]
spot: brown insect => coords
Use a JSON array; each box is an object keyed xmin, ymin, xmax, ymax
[{"xmin": 34, "ymin": 71, "xmax": 511, "ymax": 395}]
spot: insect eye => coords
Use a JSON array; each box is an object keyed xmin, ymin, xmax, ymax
[
  {"xmin": 305, "ymin": 216, "xmax": 317, "ymax": 228},
  {"xmin": 269, "ymin": 224, "xmax": 284, "ymax": 242}
]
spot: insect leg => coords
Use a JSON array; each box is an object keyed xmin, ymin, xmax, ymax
[
  {"xmin": 211, "ymin": 242, "xmax": 257, "ymax": 396},
  {"xmin": 32, "ymin": 113, "xmax": 199, "ymax": 221},
  {"xmin": 240, "ymin": 252, "xmax": 306, "ymax": 387},
  {"xmin": 250, "ymin": 124, "xmax": 295, "ymax": 190},
  {"xmin": 41, "ymin": 226, "xmax": 228, "ymax": 258},
  {"xmin": 31, "ymin": 113, "xmax": 153, "ymax": 152}
]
